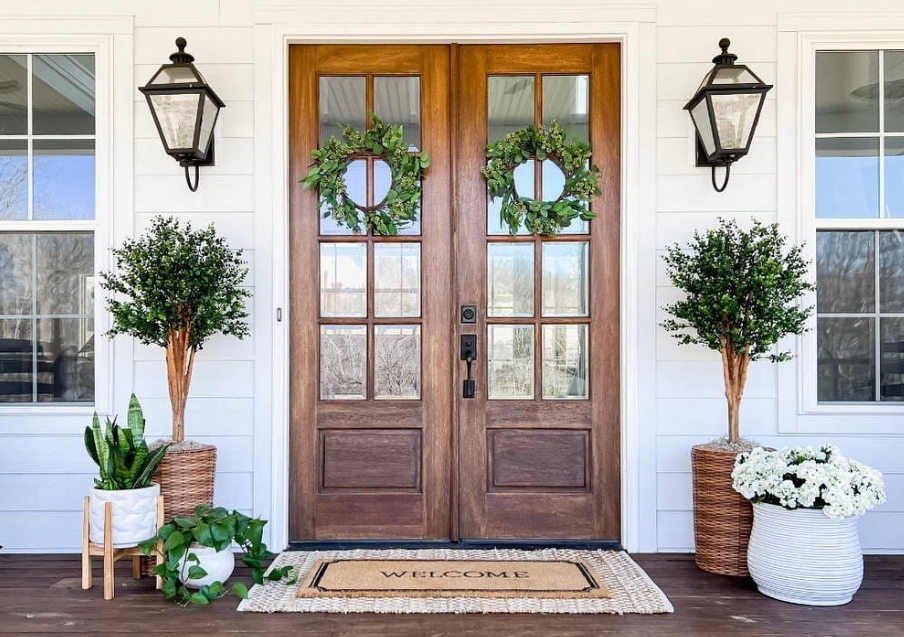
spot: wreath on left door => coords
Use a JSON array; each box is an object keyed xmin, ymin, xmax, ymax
[{"xmin": 301, "ymin": 113, "xmax": 430, "ymax": 235}]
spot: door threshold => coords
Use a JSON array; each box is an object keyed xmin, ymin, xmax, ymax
[{"xmin": 287, "ymin": 539, "xmax": 624, "ymax": 551}]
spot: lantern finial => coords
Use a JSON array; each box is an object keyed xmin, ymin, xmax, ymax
[
  {"xmin": 169, "ymin": 37, "xmax": 195, "ymax": 64},
  {"xmin": 712, "ymin": 38, "xmax": 738, "ymax": 66}
]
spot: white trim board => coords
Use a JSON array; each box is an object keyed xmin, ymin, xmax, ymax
[{"xmin": 253, "ymin": 13, "xmax": 657, "ymax": 553}]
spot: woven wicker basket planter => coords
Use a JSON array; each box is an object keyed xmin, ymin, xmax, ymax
[
  {"xmin": 140, "ymin": 443, "xmax": 217, "ymax": 576},
  {"xmin": 692, "ymin": 445, "xmax": 752, "ymax": 577}
]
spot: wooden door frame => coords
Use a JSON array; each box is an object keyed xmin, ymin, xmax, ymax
[{"xmin": 255, "ymin": 16, "xmax": 656, "ymax": 552}]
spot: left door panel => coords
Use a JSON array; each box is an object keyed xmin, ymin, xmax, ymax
[{"xmin": 289, "ymin": 45, "xmax": 453, "ymax": 540}]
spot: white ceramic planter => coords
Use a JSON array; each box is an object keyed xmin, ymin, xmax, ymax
[
  {"xmin": 89, "ymin": 483, "xmax": 160, "ymax": 548},
  {"xmin": 178, "ymin": 544, "xmax": 236, "ymax": 589},
  {"xmin": 747, "ymin": 502, "xmax": 863, "ymax": 606}
]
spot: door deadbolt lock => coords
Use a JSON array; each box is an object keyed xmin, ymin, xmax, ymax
[{"xmin": 460, "ymin": 304, "xmax": 477, "ymax": 324}]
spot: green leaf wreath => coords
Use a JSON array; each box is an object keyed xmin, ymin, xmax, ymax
[
  {"xmin": 301, "ymin": 113, "xmax": 430, "ymax": 235},
  {"xmin": 482, "ymin": 121, "xmax": 600, "ymax": 236}
]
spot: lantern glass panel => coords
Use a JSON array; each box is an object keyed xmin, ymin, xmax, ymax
[
  {"xmin": 690, "ymin": 100, "xmax": 716, "ymax": 156},
  {"xmin": 149, "ymin": 92, "xmax": 200, "ymax": 151},
  {"xmin": 711, "ymin": 66, "xmax": 760, "ymax": 85},
  {"xmin": 197, "ymin": 94, "xmax": 219, "ymax": 154},
  {"xmin": 711, "ymin": 92, "xmax": 762, "ymax": 150},
  {"xmin": 151, "ymin": 65, "xmax": 202, "ymax": 85}
]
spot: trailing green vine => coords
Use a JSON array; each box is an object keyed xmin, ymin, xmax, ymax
[
  {"xmin": 482, "ymin": 121, "xmax": 600, "ymax": 236},
  {"xmin": 301, "ymin": 113, "xmax": 429, "ymax": 235},
  {"xmin": 139, "ymin": 505, "xmax": 295, "ymax": 607}
]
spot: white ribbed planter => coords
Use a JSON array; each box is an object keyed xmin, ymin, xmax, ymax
[
  {"xmin": 178, "ymin": 544, "xmax": 236, "ymax": 589},
  {"xmin": 748, "ymin": 502, "xmax": 863, "ymax": 606},
  {"xmin": 89, "ymin": 483, "xmax": 160, "ymax": 548}
]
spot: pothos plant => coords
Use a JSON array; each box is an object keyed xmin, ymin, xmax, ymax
[
  {"xmin": 301, "ymin": 113, "xmax": 429, "ymax": 235},
  {"xmin": 482, "ymin": 120, "xmax": 600, "ymax": 236},
  {"xmin": 139, "ymin": 505, "xmax": 295, "ymax": 606}
]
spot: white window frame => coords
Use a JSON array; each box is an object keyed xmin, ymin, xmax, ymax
[
  {"xmin": 0, "ymin": 21, "xmax": 133, "ymax": 422},
  {"xmin": 777, "ymin": 15, "xmax": 904, "ymax": 433}
]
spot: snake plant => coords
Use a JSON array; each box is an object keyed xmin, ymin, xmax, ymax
[{"xmin": 84, "ymin": 394, "xmax": 170, "ymax": 490}]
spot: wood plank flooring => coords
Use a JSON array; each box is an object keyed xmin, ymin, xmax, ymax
[{"xmin": 1, "ymin": 553, "xmax": 901, "ymax": 636}]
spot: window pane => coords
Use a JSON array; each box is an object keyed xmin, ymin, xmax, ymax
[
  {"xmin": 881, "ymin": 318, "xmax": 904, "ymax": 401},
  {"xmin": 33, "ymin": 55, "xmax": 95, "ymax": 135},
  {"xmin": 885, "ymin": 138, "xmax": 904, "ymax": 217},
  {"xmin": 542, "ymin": 161, "xmax": 588, "ymax": 234},
  {"xmin": 816, "ymin": 137, "xmax": 879, "ymax": 218},
  {"xmin": 542, "ymin": 324, "xmax": 588, "ymax": 399},
  {"xmin": 542, "ymin": 242, "xmax": 588, "ymax": 317},
  {"xmin": 488, "ymin": 324, "xmax": 534, "ymax": 399},
  {"xmin": 816, "ymin": 51, "xmax": 878, "ymax": 133},
  {"xmin": 488, "ymin": 160, "xmax": 533, "ymax": 235},
  {"xmin": 36, "ymin": 317, "xmax": 94, "ymax": 402},
  {"xmin": 487, "ymin": 242, "xmax": 534, "ymax": 317},
  {"xmin": 374, "ymin": 325, "xmax": 420, "ymax": 399},
  {"xmin": 36, "ymin": 233, "xmax": 94, "ymax": 315},
  {"xmin": 320, "ymin": 325, "xmax": 366, "ymax": 400},
  {"xmin": 0, "ymin": 233, "xmax": 32, "ymax": 316},
  {"xmin": 817, "ymin": 317, "xmax": 875, "ymax": 402},
  {"xmin": 0, "ymin": 55, "xmax": 27, "ymax": 134},
  {"xmin": 880, "ymin": 230, "xmax": 904, "ymax": 313},
  {"xmin": 816, "ymin": 231, "xmax": 875, "ymax": 313},
  {"xmin": 542, "ymin": 75, "xmax": 589, "ymax": 144},
  {"xmin": 319, "ymin": 76, "xmax": 365, "ymax": 146},
  {"xmin": 320, "ymin": 242, "xmax": 366, "ymax": 317},
  {"xmin": 374, "ymin": 76, "xmax": 420, "ymax": 150},
  {"xmin": 374, "ymin": 243, "xmax": 420, "ymax": 317},
  {"xmin": 488, "ymin": 76, "xmax": 534, "ymax": 143},
  {"xmin": 885, "ymin": 51, "xmax": 904, "ymax": 132},
  {"xmin": 0, "ymin": 140, "xmax": 27, "ymax": 219},
  {"xmin": 375, "ymin": 159, "xmax": 419, "ymax": 235},
  {"xmin": 33, "ymin": 139, "xmax": 95, "ymax": 220},
  {"xmin": 0, "ymin": 319, "xmax": 32, "ymax": 402},
  {"xmin": 320, "ymin": 159, "xmax": 365, "ymax": 235}
]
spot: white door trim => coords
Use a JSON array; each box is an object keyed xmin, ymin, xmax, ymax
[{"xmin": 253, "ymin": 10, "xmax": 658, "ymax": 552}]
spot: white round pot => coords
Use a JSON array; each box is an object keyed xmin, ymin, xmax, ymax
[
  {"xmin": 178, "ymin": 544, "xmax": 236, "ymax": 589},
  {"xmin": 748, "ymin": 502, "xmax": 863, "ymax": 606},
  {"xmin": 89, "ymin": 483, "xmax": 160, "ymax": 548}
]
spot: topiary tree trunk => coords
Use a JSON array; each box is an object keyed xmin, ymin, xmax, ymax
[
  {"xmin": 165, "ymin": 319, "xmax": 195, "ymax": 443},
  {"xmin": 720, "ymin": 342, "xmax": 750, "ymax": 444}
]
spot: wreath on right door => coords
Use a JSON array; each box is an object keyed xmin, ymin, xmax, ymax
[{"xmin": 481, "ymin": 120, "xmax": 601, "ymax": 236}]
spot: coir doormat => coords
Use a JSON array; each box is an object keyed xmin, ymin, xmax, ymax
[
  {"xmin": 237, "ymin": 549, "xmax": 673, "ymax": 614},
  {"xmin": 296, "ymin": 558, "xmax": 609, "ymax": 599}
]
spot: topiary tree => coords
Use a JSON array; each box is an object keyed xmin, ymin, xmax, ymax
[
  {"xmin": 101, "ymin": 216, "xmax": 250, "ymax": 443},
  {"xmin": 661, "ymin": 219, "xmax": 814, "ymax": 444}
]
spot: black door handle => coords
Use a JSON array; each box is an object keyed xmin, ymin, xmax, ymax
[{"xmin": 461, "ymin": 335, "xmax": 477, "ymax": 398}]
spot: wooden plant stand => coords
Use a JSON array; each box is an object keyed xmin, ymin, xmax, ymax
[{"xmin": 81, "ymin": 495, "xmax": 165, "ymax": 600}]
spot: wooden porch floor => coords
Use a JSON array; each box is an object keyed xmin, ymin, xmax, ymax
[{"xmin": 1, "ymin": 553, "xmax": 901, "ymax": 636}]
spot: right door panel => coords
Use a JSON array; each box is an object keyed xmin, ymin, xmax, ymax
[{"xmin": 455, "ymin": 44, "xmax": 621, "ymax": 540}]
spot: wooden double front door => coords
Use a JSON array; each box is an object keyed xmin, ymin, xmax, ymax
[{"xmin": 289, "ymin": 44, "xmax": 620, "ymax": 542}]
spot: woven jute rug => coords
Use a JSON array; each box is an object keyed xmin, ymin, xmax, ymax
[{"xmin": 237, "ymin": 549, "xmax": 673, "ymax": 614}]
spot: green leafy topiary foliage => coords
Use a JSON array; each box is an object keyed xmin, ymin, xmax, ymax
[
  {"xmin": 661, "ymin": 219, "xmax": 815, "ymax": 443},
  {"xmin": 101, "ymin": 216, "xmax": 250, "ymax": 442},
  {"xmin": 85, "ymin": 394, "xmax": 169, "ymax": 490}
]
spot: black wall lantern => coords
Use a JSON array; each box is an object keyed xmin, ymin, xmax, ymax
[
  {"xmin": 684, "ymin": 38, "xmax": 772, "ymax": 192},
  {"xmin": 139, "ymin": 38, "xmax": 224, "ymax": 192}
]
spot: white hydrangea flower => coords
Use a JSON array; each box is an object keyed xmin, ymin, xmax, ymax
[{"xmin": 731, "ymin": 445, "xmax": 886, "ymax": 519}]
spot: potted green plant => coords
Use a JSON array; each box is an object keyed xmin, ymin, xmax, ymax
[
  {"xmin": 139, "ymin": 505, "xmax": 294, "ymax": 606},
  {"xmin": 100, "ymin": 216, "xmax": 250, "ymax": 526},
  {"xmin": 85, "ymin": 395, "xmax": 169, "ymax": 547},
  {"xmin": 661, "ymin": 219, "xmax": 813, "ymax": 576}
]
